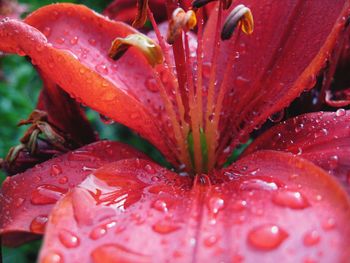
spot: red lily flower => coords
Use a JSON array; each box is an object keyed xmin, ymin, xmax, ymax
[{"xmin": 1, "ymin": 1, "xmax": 350, "ymax": 262}]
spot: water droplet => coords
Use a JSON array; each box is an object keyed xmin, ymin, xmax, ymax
[
  {"xmin": 294, "ymin": 123, "xmax": 304, "ymax": 133},
  {"xmin": 144, "ymin": 164, "xmax": 156, "ymax": 174},
  {"xmin": 89, "ymin": 220, "xmax": 116, "ymax": 240},
  {"xmin": 303, "ymin": 230, "xmax": 320, "ymax": 246},
  {"xmin": 151, "ymin": 176, "xmax": 160, "ymax": 182},
  {"xmin": 207, "ymin": 196, "xmax": 224, "ymax": 215},
  {"xmin": 68, "ymin": 150, "xmax": 98, "ymax": 162},
  {"xmin": 59, "ymin": 229, "xmax": 80, "ymax": 248},
  {"xmin": 152, "ymin": 221, "xmax": 180, "ymax": 234},
  {"xmin": 58, "ymin": 176, "xmax": 68, "ymax": 184},
  {"xmin": 31, "ymin": 185, "xmax": 66, "ymax": 205},
  {"xmin": 247, "ymin": 224, "xmax": 288, "ymax": 250},
  {"xmin": 204, "ymin": 235, "xmax": 219, "ymax": 247},
  {"xmin": 15, "ymin": 47, "xmax": 25, "ymax": 56},
  {"xmin": 14, "ymin": 197, "xmax": 25, "ymax": 207},
  {"xmin": 322, "ymin": 217, "xmax": 336, "ymax": 230},
  {"xmin": 43, "ymin": 27, "xmax": 51, "ymax": 37},
  {"xmin": 145, "ymin": 77, "xmax": 159, "ymax": 92},
  {"xmin": 232, "ymin": 200, "xmax": 247, "ymax": 211},
  {"xmin": 70, "ymin": 36, "xmax": 78, "ymax": 45},
  {"xmin": 151, "ymin": 199, "xmax": 168, "ymax": 213},
  {"xmin": 239, "ymin": 178, "xmax": 278, "ymax": 191},
  {"xmin": 30, "ymin": 215, "xmax": 48, "ymax": 232},
  {"xmin": 269, "ymin": 110, "xmax": 284, "ymax": 123},
  {"xmin": 272, "ymin": 189, "xmax": 310, "ymax": 209},
  {"xmin": 41, "ymin": 251, "xmax": 63, "ymax": 263},
  {"xmin": 328, "ymin": 155, "xmax": 339, "ymax": 169},
  {"xmin": 50, "ymin": 164, "xmax": 62, "ymax": 177},
  {"xmin": 202, "ymin": 62, "xmax": 212, "ymax": 78},
  {"xmin": 95, "ymin": 63, "xmax": 108, "ymax": 75},
  {"xmin": 99, "ymin": 114, "xmax": 115, "ymax": 125},
  {"xmin": 88, "ymin": 38, "xmax": 96, "ymax": 46},
  {"xmin": 55, "ymin": 37, "xmax": 65, "ymax": 44},
  {"xmin": 335, "ymin": 108, "xmax": 346, "ymax": 117},
  {"xmin": 314, "ymin": 128, "xmax": 328, "ymax": 138}
]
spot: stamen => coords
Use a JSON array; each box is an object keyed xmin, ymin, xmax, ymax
[
  {"xmin": 221, "ymin": 4, "xmax": 254, "ymax": 40},
  {"xmin": 132, "ymin": 0, "xmax": 149, "ymax": 28},
  {"xmin": 167, "ymin": 8, "xmax": 197, "ymax": 44},
  {"xmin": 108, "ymin": 33, "xmax": 163, "ymax": 67}
]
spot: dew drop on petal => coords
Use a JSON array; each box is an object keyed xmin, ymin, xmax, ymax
[
  {"xmin": 58, "ymin": 176, "xmax": 68, "ymax": 184},
  {"xmin": 55, "ymin": 37, "xmax": 65, "ymax": 44},
  {"xmin": 152, "ymin": 221, "xmax": 181, "ymax": 234},
  {"xmin": 151, "ymin": 199, "xmax": 168, "ymax": 213},
  {"xmin": 272, "ymin": 190, "xmax": 310, "ymax": 209},
  {"xmin": 144, "ymin": 164, "xmax": 156, "ymax": 174},
  {"xmin": 31, "ymin": 185, "xmax": 66, "ymax": 205},
  {"xmin": 240, "ymin": 178, "xmax": 278, "ymax": 191},
  {"xmin": 204, "ymin": 235, "xmax": 219, "ymax": 247},
  {"xmin": 145, "ymin": 77, "xmax": 159, "ymax": 92},
  {"xmin": 269, "ymin": 110, "xmax": 284, "ymax": 123},
  {"xmin": 322, "ymin": 217, "xmax": 336, "ymax": 230},
  {"xmin": 50, "ymin": 164, "xmax": 62, "ymax": 177},
  {"xmin": 42, "ymin": 251, "xmax": 63, "ymax": 263},
  {"xmin": 328, "ymin": 155, "xmax": 339, "ymax": 169},
  {"xmin": 70, "ymin": 36, "xmax": 78, "ymax": 45},
  {"xmin": 335, "ymin": 108, "xmax": 346, "ymax": 117},
  {"xmin": 59, "ymin": 229, "xmax": 80, "ymax": 248},
  {"xmin": 30, "ymin": 215, "xmax": 48, "ymax": 232},
  {"xmin": 99, "ymin": 114, "xmax": 115, "ymax": 125},
  {"xmin": 95, "ymin": 63, "xmax": 109, "ymax": 75},
  {"xmin": 303, "ymin": 230, "xmax": 320, "ymax": 246},
  {"xmin": 247, "ymin": 224, "xmax": 288, "ymax": 250},
  {"xmin": 14, "ymin": 197, "xmax": 25, "ymax": 207},
  {"xmin": 88, "ymin": 38, "xmax": 96, "ymax": 46},
  {"xmin": 207, "ymin": 196, "xmax": 224, "ymax": 215},
  {"xmin": 43, "ymin": 27, "xmax": 51, "ymax": 37}
]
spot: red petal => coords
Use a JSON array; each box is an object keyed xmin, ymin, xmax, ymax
[
  {"xmin": 244, "ymin": 110, "xmax": 350, "ymax": 193},
  {"xmin": 0, "ymin": 4, "xmax": 176, "ymax": 163},
  {"xmin": 39, "ymin": 152, "xmax": 350, "ymax": 262},
  {"xmin": 0, "ymin": 140, "xmax": 148, "ymax": 246},
  {"xmin": 202, "ymin": 1, "xmax": 350, "ymax": 160}
]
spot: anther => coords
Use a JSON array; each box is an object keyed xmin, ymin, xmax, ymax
[
  {"xmin": 132, "ymin": 0, "xmax": 148, "ymax": 28},
  {"xmin": 167, "ymin": 8, "xmax": 197, "ymax": 45},
  {"xmin": 221, "ymin": 4, "xmax": 254, "ymax": 40},
  {"xmin": 108, "ymin": 33, "xmax": 163, "ymax": 67}
]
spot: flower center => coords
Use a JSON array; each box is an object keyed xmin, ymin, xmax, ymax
[{"xmin": 109, "ymin": 1, "xmax": 253, "ymax": 175}]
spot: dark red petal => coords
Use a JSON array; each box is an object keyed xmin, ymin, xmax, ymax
[
  {"xmin": 38, "ymin": 152, "xmax": 350, "ymax": 262},
  {"xmin": 0, "ymin": 140, "xmax": 148, "ymax": 246},
  {"xmin": 244, "ymin": 110, "xmax": 350, "ymax": 193},
  {"xmin": 203, "ymin": 1, "xmax": 350, "ymax": 161},
  {"xmin": 36, "ymin": 70, "xmax": 96, "ymax": 146},
  {"xmin": 103, "ymin": 0, "xmax": 167, "ymax": 25},
  {"xmin": 0, "ymin": 4, "xmax": 176, "ymax": 164}
]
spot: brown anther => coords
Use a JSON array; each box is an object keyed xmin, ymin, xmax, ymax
[
  {"xmin": 132, "ymin": 0, "xmax": 149, "ymax": 28},
  {"xmin": 109, "ymin": 33, "xmax": 163, "ymax": 67},
  {"xmin": 167, "ymin": 8, "xmax": 197, "ymax": 45},
  {"xmin": 221, "ymin": 4, "xmax": 254, "ymax": 40}
]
